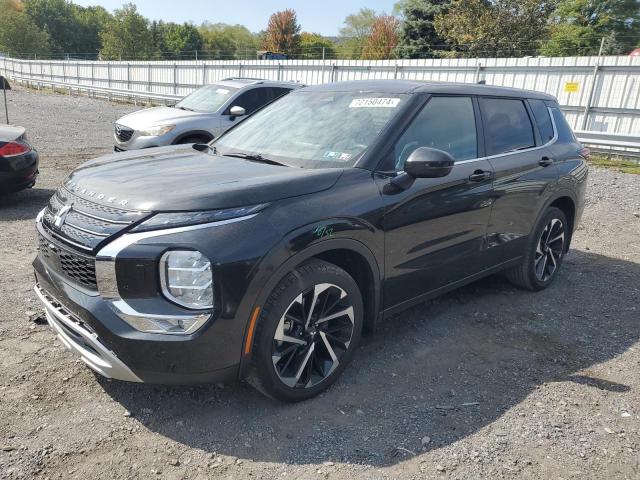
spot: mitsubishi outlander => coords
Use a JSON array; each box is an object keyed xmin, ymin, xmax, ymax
[{"xmin": 34, "ymin": 81, "xmax": 588, "ymax": 401}]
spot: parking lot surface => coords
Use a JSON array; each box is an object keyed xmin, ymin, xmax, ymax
[{"xmin": 0, "ymin": 86, "xmax": 639, "ymax": 479}]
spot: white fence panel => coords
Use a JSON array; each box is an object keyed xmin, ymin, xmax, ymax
[{"xmin": 2, "ymin": 55, "xmax": 640, "ymax": 135}]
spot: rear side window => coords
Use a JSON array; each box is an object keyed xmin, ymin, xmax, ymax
[
  {"xmin": 393, "ymin": 96, "xmax": 477, "ymax": 170},
  {"xmin": 550, "ymin": 107, "xmax": 577, "ymax": 143},
  {"xmin": 480, "ymin": 98, "xmax": 535, "ymax": 155},
  {"xmin": 267, "ymin": 87, "xmax": 291, "ymax": 101},
  {"xmin": 528, "ymin": 99, "xmax": 555, "ymax": 143},
  {"xmin": 230, "ymin": 88, "xmax": 270, "ymax": 114}
]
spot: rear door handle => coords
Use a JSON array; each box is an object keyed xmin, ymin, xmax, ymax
[
  {"xmin": 469, "ymin": 170, "xmax": 493, "ymax": 182},
  {"xmin": 539, "ymin": 157, "xmax": 554, "ymax": 167}
]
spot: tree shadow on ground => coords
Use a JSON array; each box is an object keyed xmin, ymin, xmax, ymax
[{"xmin": 100, "ymin": 250, "xmax": 639, "ymax": 467}]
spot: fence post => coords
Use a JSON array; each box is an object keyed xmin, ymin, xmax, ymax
[
  {"xmin": 238, "ymin": 63, "xmax": 243, "ymax": 78},
  {"xmin": 107, "ymin": 62, "xmax": 111, "ymax": 89},
  {"xmin": 581, "ymin": 38, "xmax": 605, "ymax": 130},
  {"xmin": 331, "ymin": 64, "xmax": 337, "ymax": 83},
  {"xmin": 394, "ymin": 63, "xmax": 398, "ymax": 79},
  {"xmin": 147, "ymin": 63, "xmax": 152, "ymax": 93},
  {"xmin": 474, "ymin": 63, "xmax": 483, "ymax": 83},
  {"xmin": 173, "ymin": 62, "xmax": 177, "ymax": 94},
  {"xmin": 127, "ymin": 62, "xmax": 131, "ymax": 91},
  {"xmin": 278, "ymin": 63, "xmax": 282, "ymax": 81},
  {"xmin": 202, "ymin": 62, "xmax": 206, "ymax": 86},
  {"xmin": 62, "ymin": 62, "xmax": 66, "ymax": 84}
]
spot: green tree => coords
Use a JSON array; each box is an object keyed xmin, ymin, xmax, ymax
[
  {"xmin": 199, "ymin": 23, "xmax": 258, "ymax": 59},
  {"xmin": 99, "ymin": 3, "xmax": 156, "ymax": 60},
  {"xmin": 541, "ymin": 0, "xmax": 640, "ymax": 56},
  {"xmin": 396, "ymin": 0, "xmax": 451, "ymax": 58},
  {"xmin": 435, "ymin": 0, "xmax": 556, "ymax": 57},
  {"xmin": 24, "ymin": 0, "xmax": 110, "ymax": 57},
  {"xmin": 339, "ymin": 8, "xmax": 378, "ymax": 58},
  {"xmin": 162, "ymin": 23, "xmax": 203, "ymax": 59},
  {"xmin": 0, "ymin": 8, "xmax": 50, "ymax": 57},
  {"xmin": 298, "ymin": 33, "xmax": 337, "ymax": 59},
  {"xmin": 262, "ymin": 9, "xmax": 301, "ymax": 54}
]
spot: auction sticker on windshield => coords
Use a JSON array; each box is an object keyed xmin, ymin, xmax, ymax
[{"xmin": 349, "ymin": 98, "xmax": 401, "ymax": 108}]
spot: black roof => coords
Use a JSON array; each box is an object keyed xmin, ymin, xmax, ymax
[{"xmin": 304, "ymin": 80, "xmax": 556, "ymax": 101}]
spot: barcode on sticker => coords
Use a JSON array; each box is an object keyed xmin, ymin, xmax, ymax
[{"xmin": 349, "ymin": 98, "xmax": 401, "ymax": 108}]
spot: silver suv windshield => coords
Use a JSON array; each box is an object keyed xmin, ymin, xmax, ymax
[
  {"xmin": 175, "ymin": 84, "xmax": 239, "ymax": 113},
  {"xmin": 214, "ymin": 91, "xmax": 408, "ymax": 168}
]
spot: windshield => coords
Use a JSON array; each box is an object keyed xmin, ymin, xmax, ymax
[
  {"xmin": 214, "ymin": 91, "xmax": 409, "ymax": 168},
  {"xmin": 175, "ymin": 84, "xmax": 238, "ymax": 113}
]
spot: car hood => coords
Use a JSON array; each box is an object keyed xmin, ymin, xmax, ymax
[
  {"xmin": 63, "ymin": 145, "xmax": 344, "ymax": 212},
  {"xmin": 116, "ymin": 106, "xmax": 211, "ymax": 130}
]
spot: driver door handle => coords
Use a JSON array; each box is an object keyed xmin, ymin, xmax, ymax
[
  {"xmin": 539, "ymin": 156, "xmax": 554, "ymax": 167},
  {"xmin": 469, "ymin": 170, "xmax": 493, "ymax": 182}
]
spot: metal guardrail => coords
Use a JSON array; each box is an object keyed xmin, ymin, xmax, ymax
[
  {"xmin": 10, "ymin": 75, "xmax": 180, "ymax": 105},
  {"xmin": 575, "ymin": 131, "xmax": 640, "ymax": 158},
  {"xmin": 6, "ymin": 74, "xmax": 640, "ymax": 158}
]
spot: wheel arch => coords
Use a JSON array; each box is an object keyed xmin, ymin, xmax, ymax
[
  {"xmin": 547, "ymin": 194, "xmax": 576, "ymax": 252},
  {"xmin": 238, "ymin": 238, "xmax": 382, "ymax": 378},
  {"xmin": 171, "ymin": 130, "xmax": 214, "ymax": 144}
]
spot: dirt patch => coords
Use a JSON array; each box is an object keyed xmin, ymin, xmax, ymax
[{"xmin": 1, "ymin": 86, "xmax": 639, "ymax": 479}]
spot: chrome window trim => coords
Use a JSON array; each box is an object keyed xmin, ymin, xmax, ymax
[
  {"xmin": 94, "ymin": 213, "xmax": 258, "ymax": 335},
  {"xmin": 453, "ymin": 106, "xmax": 559, "ymax": 165}
]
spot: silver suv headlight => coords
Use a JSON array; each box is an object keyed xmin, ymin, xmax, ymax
[{"xmin": 159, "ymin": 250, "xmax": 213, "ymax": 310}]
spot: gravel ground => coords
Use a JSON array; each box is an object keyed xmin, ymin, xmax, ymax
[{"xmin": 0, "ymin": 86, "xmax": 639, "ymax": 480}]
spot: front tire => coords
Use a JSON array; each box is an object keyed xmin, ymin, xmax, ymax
[
  {"xmin": 248, "ymin": 259, "xmax": 363, "ymax": 402},
  {"xmin": 505, "ymin": 206, "xmax": 568, "ymax": 291}
]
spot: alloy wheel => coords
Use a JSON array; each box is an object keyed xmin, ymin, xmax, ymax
[
  {"xmin": 534, "ymin": 218, "xmax": 565, "ymax": 282},
  {"xmin": 272, "ymin": 283, "xmax": 355, "ymax": 389}
]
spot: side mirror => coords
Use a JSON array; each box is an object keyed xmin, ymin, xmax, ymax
[
  {"xmin": 228, "ymin": 105, "xmax": 246, "ymax": 120},
  {"xmin": 405, "ymin": 147, "xmax": 455, "ymax": 178},
  {"xmin": 391, "ymin": 147, "xmax": 455, "ymax": 190}
]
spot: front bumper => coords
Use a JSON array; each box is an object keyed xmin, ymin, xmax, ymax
[
  {"xmin": 35, "ymin": 284, "xmax": 141, "ymax": 382},
  {"xmin": 113, "ymin": 131, "xmax": 173, "ymax": 152}
]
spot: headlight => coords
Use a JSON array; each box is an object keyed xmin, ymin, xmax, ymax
[
  {"xmin": 138, "ymin": 125, "xmax": 175, "ymax": 136},
  {"xmin": 130, "ymin": 204, "xmax": 268, "ymax": 232},
  {"xmin": 160, "ymin": 250, "xmax": 213, "ymax": 310}
]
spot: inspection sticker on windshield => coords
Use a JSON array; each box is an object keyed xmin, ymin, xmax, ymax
[
  {"xmin": 216, "ymin": 88, "xmax": 230, "ymax": 94},
  {"xmin": 349, "ymin": 97, "xmax": 401, "ymax": 108},
  {"xmin": 323, "ymin": 151, "xmax": 352, "ymax": 161}
]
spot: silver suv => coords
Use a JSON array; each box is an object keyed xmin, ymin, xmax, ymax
[{"xmin": 113, "ymin": 78, "xmax": 303, "ymax": 151}]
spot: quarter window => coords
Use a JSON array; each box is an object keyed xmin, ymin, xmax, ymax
[
  {"xmin": 529, "ymin": 99, "xmax": 555, "ymax": 143},
  {"xmin": 480, "ymin": 98, "xmax": 535, "ymax": 155},
  {"xmin": 393, "ymin": 96, "xmax": 477, "ymax": 170},
  {"xmin": 550, "ymin": 107, "xmax": 577, "ymax": 143}
]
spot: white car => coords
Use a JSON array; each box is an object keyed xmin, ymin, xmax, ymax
[{"xmin": 113, "ymin": 78, "xmax": 303, "ymax": 151}]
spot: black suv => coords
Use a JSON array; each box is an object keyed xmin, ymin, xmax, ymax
[{"xmin": 34, "ymin": 81, "xmax": 588, "ymax": 401}]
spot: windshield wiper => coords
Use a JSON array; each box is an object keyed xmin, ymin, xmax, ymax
[
  {"xmin": 223, "ymin": 152, "xmax": 287, "ymax": 167},
  {"xmin": 175, "ymin": 106, "xmax": 194, "ymax": 111}
]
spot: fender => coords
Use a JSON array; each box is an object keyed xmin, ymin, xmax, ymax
[{"xmin": 236, "ymin": 220, "xmax": 383, "ymax": 378}]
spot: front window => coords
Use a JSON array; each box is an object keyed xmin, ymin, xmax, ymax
[
  {"xmin": 214, "ymin": 91, "xmax": 409, "ymax": 168},
  {"xmin": 175, "ymin": 84, "xmax": 239, "ymax": 113}
]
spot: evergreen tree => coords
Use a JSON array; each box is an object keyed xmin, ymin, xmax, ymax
[{"xmin": 397, "ymin": 0, "xmax": 451, "ymax": 58}]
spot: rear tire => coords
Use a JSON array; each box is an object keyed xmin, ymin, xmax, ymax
[
  {"xmin": 248, "ymin": 259, "xmax": 363, "ymax": 402},
  {"xmin": 505, "ymin": 206, "xmax": 568, "ymax": 291}
]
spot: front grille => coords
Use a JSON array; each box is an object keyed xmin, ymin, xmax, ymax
[
  {"xmin": 38, "ymin": 187, "xmax": 148, "ymax": 290},
  {"xmin": 38, "ymin": 232, "xmax": 97, "ymax": 289},
  {"xmin": 115, "ymin": 124, "xmax": 134, "ymax": 142},
  {"xmin": 41, "ymin": 188, "xmax": 145, "ymax": 251}
]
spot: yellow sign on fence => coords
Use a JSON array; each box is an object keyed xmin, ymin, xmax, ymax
[{"xmin": 564, "ymin": 82, "xmax": 580, "ymax": 93}]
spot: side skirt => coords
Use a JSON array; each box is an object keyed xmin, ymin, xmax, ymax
[{"xmin": 381, "ymin": 257, "xmax": 522, "ymax": 320}]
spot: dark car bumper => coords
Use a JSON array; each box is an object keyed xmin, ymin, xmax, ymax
[
  {"xmin": 31, "ymin": 209, "xmax": 280, "ymax": 385},
  {"xmin": 0, "ymin": 149, "xmax": 39, "ymax": 193}
]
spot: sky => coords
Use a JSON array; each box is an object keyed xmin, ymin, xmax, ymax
[{"xmin": 72, "ymin": 0, "xmax": 398, "ymax": 36}]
